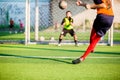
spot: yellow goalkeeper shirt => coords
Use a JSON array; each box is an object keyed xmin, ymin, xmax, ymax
[{"xmin": 61, "ymin": 17, "xmax": 73, "ymax": 30}]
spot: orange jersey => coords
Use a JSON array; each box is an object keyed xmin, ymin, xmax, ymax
[{"xmin": 96, "ymin": 0, "xmax": 114, "ymax": 16}]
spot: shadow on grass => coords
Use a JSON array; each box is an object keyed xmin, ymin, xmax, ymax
[
  {"xmin": 0, "ymin": 53, "xmax": 73, "ymax": 64},
  {"xmin": 93, "ymin": 51, "xmax": 120, "ymax": 55},
  {"xmin": 1, "ymin": 45, "xmax": 120, "ymax": 55},
  {"xmin": 0, "ymin": 45, "xmax": 84, "ymax": 53}
]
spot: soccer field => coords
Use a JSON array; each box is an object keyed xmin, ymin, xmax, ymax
[{"xmin": 0, "ymin": 44, "xmax": 120, "ymax": 80}]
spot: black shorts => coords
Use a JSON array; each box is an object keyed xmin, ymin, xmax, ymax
[
  {"xmin": 61, "ymin": 28, "xmax": 75, "ymax": 36},
  {"xmin": 93, "ymin": 14, "xmax": 114, "ymax": 37}
]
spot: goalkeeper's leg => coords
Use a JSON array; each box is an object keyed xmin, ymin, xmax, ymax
[{"xmin": 58, "ymin": 34, "xmax": 64, "ymax": 46}]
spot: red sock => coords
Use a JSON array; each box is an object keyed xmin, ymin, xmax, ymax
[
  {"xmin": 81, "ymin": 28, "xmax": 101, "ymax": 60},
  {"xmin": 90, "ymin": 28, "xmax": 97, "ymax": 52},
  {"xmin": 90, "ymin": 28, "xmax": 96, "ymax": 43}
]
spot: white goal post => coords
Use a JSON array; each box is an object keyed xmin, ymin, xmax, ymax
[
  {"xmin": 108, "ymin": 0, "xmax": 114, "ymax": 46},
  {"xmin": 25, "ymin": 0, "xmax": 30, "ymax": 45},
  {"xmin": 25, "ymin": 0, "xmax": 114, "ymax": 46}
]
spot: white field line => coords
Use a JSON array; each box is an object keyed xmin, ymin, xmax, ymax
[{"xmin": 0, "ymin": 55, "xmax": 120, "ymax": 59}]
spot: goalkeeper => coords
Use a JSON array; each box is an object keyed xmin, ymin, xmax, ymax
[{"xmin": 58, "ymin": 11, "xmax": 78, "ymax": 46}]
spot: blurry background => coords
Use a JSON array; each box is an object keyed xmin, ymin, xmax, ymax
[{"xmin": 0, "ymin": 0, "xmax": 120, "ymax": 45}]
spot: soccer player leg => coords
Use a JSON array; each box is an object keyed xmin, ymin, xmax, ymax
[
  {"xmin": 72, "ymin": 29, "xmax": 101, "ymax": 64},
  {"xmin": 74, "ymin": 34, "xmax": 78, "ymax": 46},
  {"xmin": 72, "ymin": 18, "xmax": 101, "ymax": 64},
  {"xmin": 70, "ymin": 29, "xmax": 78, "ymax": 46},
  {"xmin": 81, "ymin": 29, "xmax": 101, "ymax": 60},
  {"xmin": 58, "ymin": 29, "xmax": 66, "ymax": 46},
  {"xmin": 90, "ymin": 28, "xmax": 96, "ymax": 53},
  {"xmin": 58, "ymin": 34, "xmax": 63, "ymax": 46}
]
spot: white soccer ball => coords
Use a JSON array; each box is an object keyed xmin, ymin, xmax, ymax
[
  {"xmin": 40, "ymin": 36, "xmax": 45, "ymax": 41},
  {"xmin": 59, "ymin": 0, "xmax": 67, "ymax": 10}
]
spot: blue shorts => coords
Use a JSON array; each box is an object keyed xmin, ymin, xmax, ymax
[{"xmin": 93, "ymin": 14, "xmax": 114, "ymax": 37}]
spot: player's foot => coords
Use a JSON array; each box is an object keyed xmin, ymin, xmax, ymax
[
  {"xmin": 72, "ymin": 58, "xmax": 81, "ymax": 64},
  {"xmin": 75, "ymin": 43, "xmax": 79, "ymax": 47},
  {"xmin": 58, "ymin": 43, "xmax": 61, "ymax": 46},
  {"xmin": 72, "ymin": 57, "xmax": 84, "ymax": 64}
]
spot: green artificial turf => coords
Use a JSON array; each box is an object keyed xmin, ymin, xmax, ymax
[{"xmin": 0, "ymin": 44, "xmax": 120, "ymax": 80}]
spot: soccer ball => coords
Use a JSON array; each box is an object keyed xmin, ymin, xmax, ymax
[
  {"xmin": 40, "ymin": 36, "xmax": 45, "ymax": 41},
  {"xmin": 59, "ymin": 0, "xmax": 67, "ymax": 10}
]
